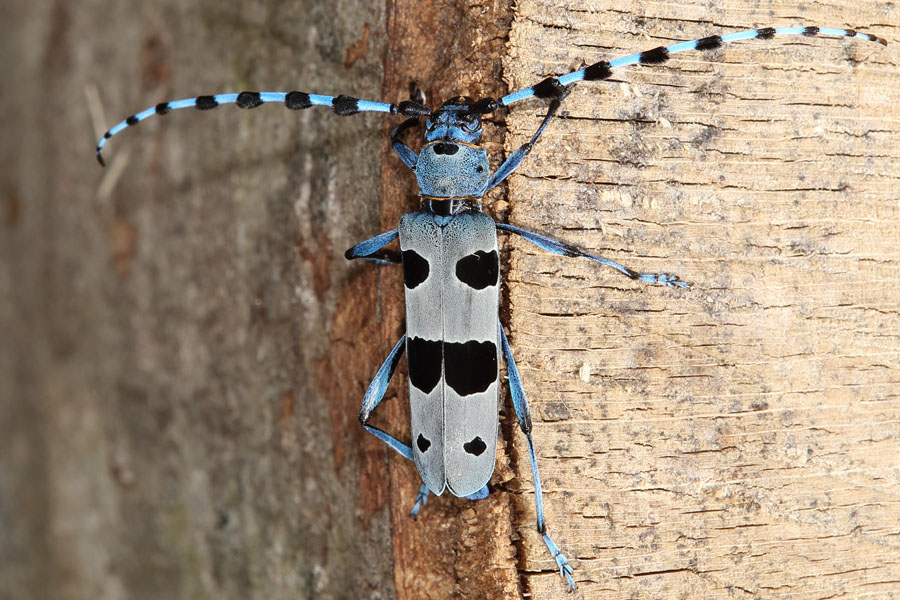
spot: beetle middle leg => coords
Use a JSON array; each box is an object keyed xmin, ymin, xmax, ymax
[
  {"xmin": 345, "ymin": 229, "xmax": 401, "ymax": 263},
  {"xmin": 497, "ymin": 222, "xmax": 688, "ymax": 288}
]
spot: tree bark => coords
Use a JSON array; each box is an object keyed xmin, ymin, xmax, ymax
[{"xmin": 2, "ymin": 2, "xmax": 899, "ymax": 600}]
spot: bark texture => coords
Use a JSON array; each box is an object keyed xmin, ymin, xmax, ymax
[
  {"xmin": 3, "ymin": 1, "xmax": 899, "ymax": 600},
  {"xmin": 378, "ymin": 2, "xmax": 519, "ymax": 598}
]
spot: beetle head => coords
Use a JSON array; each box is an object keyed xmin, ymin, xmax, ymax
[{"xmin": 425, "ymin": 97, "xmax": 483, "ymax": 144}]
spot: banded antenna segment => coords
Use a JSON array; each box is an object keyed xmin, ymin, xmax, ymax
[
  {"xmin": 96, "ymin": 91, "xmax": 429, "ymax": 166},
  {"xmin": 499, "ymin": 26, "xmax": 887, "ymax": 106}
]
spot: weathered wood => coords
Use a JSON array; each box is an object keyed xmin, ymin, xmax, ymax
[{"xmin": 503, "ymin": 2, "xmax": 900, "ymax": 598}]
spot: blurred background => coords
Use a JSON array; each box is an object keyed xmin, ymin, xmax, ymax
[{"xmin": 0, "ymin": 2, "xmax": 400, "ymax": 598}]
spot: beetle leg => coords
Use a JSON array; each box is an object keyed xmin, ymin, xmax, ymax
[
  {"xmin": 483, "ymin": 87, "xmax": 569, "ymax": 192},
  {"xmin": 357, "ymin": 335, "xmax": 437, "ymax": 517},
  {"xmin": 498, "ymin": 222, "xmax": 688, "ymax": 288},
  {"xmin": 345, "ymin": 229, "xmax": 400, "ymax": 262},
  {"xmin": 358, "ymin": 335, "xmax": 409, "ymax": 456},
  {"xmin": 500, "ymin": 324, "xmax": 577, "ymax": 592}
]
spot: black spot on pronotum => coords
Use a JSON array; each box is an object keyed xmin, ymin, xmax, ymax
[
  {"xmin": 416, "ymin": 434, "xmax": 432, "ymax": 453},
  {"xmin": 696, "ymin": 35, "xmax": 723, "ymax": 51},
  {"xmin": 126, "ymin": 115, "xmax": 138, "ymax": 126},
  {"xmin": 757, "ymin": 27, "xmax": 776, "ymax": 40},
  {"xmin": 455, "ymin": 250, "xmax": 499, "ymax": 290},
  {"xmin": 583, "ymin": 60, "xmax": 612, "ymax": 81},
  {"xmin": 407, "ymin": 337, "xmax": 442, "ymax": 394},
  {"xmin": 236, "ymin": 91, "xmax": 263, "ymax": 109},
  {"xmin": 532, "ymin": 77, "xmax": 563, "ymax": 99},
  {"xmin": 155, "ymin": 102, "xmax": 171, "ymax": 115},
  {"xmin": 640, "ymin": 46, "xmax": 670, "ymax": 64},
  {"xmin": 285, "ymin": 91, "xmax": 312, "ymax": 110},
  {"xmin": 402, "ymin": 250, "xmax": 429, "ymax": 289},
  {"xmin": 803, "ymin": 26, "xmax": 820, "ymax": 37},
  {"xmin": 432, "ymin": 142, "xmax": 459, "ymax": 155},
  {"xmin": 444, "ymin": 340, "xmax": 497, "ymax": 396},
  {"xmin": 463, "ymin": 436, "xmax": 487, "ymax": 457},
  {"xmin": 195, "ymin": 95, "xmax": 219, "ymax": 110},
  {"xmin": 333, "ymin": 95, "xmax": 360, "ymax": 115}
]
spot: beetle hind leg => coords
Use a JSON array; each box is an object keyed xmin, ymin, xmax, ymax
[
  {"xmin": 500, "ymin": 324, "xmax": 577, "ymax": 592},
  {"xmin": 410, "ymin": 484, "xmax": 430, "ymax": 518},
  {"xmin": 541, "ymin": 532, "xmax": 575, "ymax": 591},
  {"xmin": 357, "ymin": 335, "xmax": 438, "ymax": 519}
]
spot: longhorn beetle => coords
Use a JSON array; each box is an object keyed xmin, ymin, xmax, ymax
[{"xmin": 97, "ymin": 25, "xmax": 886, "ymax": 592}]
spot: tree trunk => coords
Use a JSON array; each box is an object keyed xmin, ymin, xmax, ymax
[
  {"xmin": 2, "ymin": 1, "xmax": 396, "ymax": 599},
  {"xmin": 2, "ymin": 2, "xmax": 898, "ymax": 600}
]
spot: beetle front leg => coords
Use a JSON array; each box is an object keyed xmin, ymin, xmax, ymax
[{"xmin": 483, "ymin": 86, "xmax": 570, "ymax": 192}]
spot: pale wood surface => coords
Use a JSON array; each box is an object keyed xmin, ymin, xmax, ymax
[{"xmin": 501, "ymin": 2, "xmax": 900, "ymax": 598}]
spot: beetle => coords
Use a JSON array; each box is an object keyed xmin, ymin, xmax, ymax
[{"xmin": 96, "ymin": 25, "xmax": 886, "ymax": 592}]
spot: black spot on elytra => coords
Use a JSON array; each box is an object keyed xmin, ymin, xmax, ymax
[
  {"xmin": 757, "ymin": 28, "xmax": 776, "ymax": 40},
  {"xmin": 195, "ymin": 95, "xmax": 219, "ymax": 110},
  {"xmin": 402, "ymin": 250, "xmax": 429, "ymax": 289},
  {"xmin": 445, "ymin": 340, "xmax": 497, "ymax": 396},
  {"xmin": 640, "ymin": 46, "xmax": 670, "ymax": 64},
  {"xmin": 584, "ymin": 60, "xmax": 612, "ymax": 81},
  {"xmin": 416, "ymin": 434, "xmax": 431, "ymax": 453},
  {"xmin": 696, "ymin": 35, "xmax": 723, "ymax": 51},
  {"xmin": 455, "ymin": 250, "xmax": 499, "ymax": 290},
  {"xmin": 333, "ymin": 95, "xmax": 360, "ymax": 115},
  {"xmin": 407, "ymin": 337, "xmax": 441, "ymax": 394},
  {"xmin": 463, "ymin": 436, "xmax": 487, "ymax": 456},
  {"xmin": 236, "ymin": 91, "xmax": 263, "ymax": 109},
  {"xmin": 285, "ymin": 91, "xmax": 312, "ymax": 110}
]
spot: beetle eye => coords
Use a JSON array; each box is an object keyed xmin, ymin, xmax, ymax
[{"xmin": 461, "ymin": 116, "xmax": 480, "ymax": 133}]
